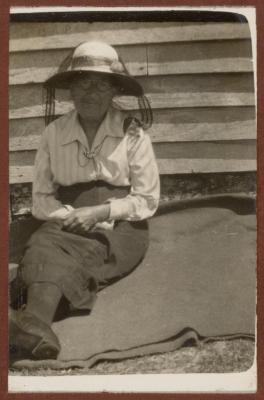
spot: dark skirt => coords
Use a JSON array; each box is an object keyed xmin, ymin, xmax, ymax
[{"xmin": 17, "ymin": 181, "xmax": 149, "ymax": 311}]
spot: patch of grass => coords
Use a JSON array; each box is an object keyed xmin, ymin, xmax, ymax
[{"xmin": 9, "ymin": 339, "xmax": 255, "ymax": 376}]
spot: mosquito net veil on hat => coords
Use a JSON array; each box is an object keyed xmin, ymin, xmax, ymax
[{"xmin": 44, "ymin": 41, "xmax": 153, "ymax": 129}]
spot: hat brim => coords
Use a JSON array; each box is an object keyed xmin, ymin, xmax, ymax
[{"xmin": 44, "ymin": 69, "xmax": 143, "ymax": 97}]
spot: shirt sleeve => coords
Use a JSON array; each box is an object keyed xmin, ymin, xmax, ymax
[
  {"xmin": 32, "ymin": 127, "xmax": 73, "ymax": 220},
  {"xmin": 108, "ymin": 129, "xmax": 160, "ymax": 221}
]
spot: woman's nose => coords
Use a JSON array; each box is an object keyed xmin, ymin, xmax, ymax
[{"xmin": 84, "ymin": 85, "xmax": 102, "ymax": 96}]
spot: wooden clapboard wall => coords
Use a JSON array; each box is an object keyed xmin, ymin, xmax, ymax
[{"xmin": 9, "ymin": 21, "xmax": 256, "ymax": 190}]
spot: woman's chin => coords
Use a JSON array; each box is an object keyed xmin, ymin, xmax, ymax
[{"xmin": 79, "ymin": 107, "xmax": 103, "ymax": 120}]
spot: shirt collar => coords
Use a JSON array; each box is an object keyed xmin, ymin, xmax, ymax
[{"xmin": 60, "ymin": 106, "xmax": 124, "ymax": 148}]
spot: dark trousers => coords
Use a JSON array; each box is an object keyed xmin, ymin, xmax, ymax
[{"xmin": 12, "ymin": 182, "xmax": 149, "ymax": 311}]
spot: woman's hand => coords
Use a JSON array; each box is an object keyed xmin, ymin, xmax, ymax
[
  {"xmin": 63, "ymin": 204, "xmax": 110, "ymax": 234},
  {"xmin": 48, "ymin": 205, "xmax": 74, "ymax": 221}
]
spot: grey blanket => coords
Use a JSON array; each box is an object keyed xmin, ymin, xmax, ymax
[{"xmin": 12, "ymin": 198, "xmax": 256, "ymax": 370}]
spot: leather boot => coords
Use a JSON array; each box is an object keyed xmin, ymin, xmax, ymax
[{"xmin": 9, "ymin": 308, "xmax": 61, "ymax": 360}]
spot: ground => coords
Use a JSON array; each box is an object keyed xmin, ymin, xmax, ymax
[{"xmin": 9, "ymin": 339, "xmax": 255, "ymax": 375}]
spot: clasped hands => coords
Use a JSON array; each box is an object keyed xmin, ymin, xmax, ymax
[{"xmin": 49, "ymin": 204, "xmax": 111, "ymax": 234}]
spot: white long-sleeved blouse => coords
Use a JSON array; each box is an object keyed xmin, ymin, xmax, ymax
[{"xmin": 32, "ymin": 106, "xmax": 160, "ymax": 221}]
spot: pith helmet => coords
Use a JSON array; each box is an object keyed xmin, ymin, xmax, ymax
[{"xmin": 44, "ymin": 40, "xmax": 143, "ymax": 97}]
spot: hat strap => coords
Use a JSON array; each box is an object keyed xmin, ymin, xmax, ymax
[
  {"xmin": 57, "ymin": 48, "xmax": 75, "ymax": 73},
  {"xmin": 138, "ymin": 95, "xmax": 153, "ymax": 130},
  {"xmin": 44, "ymin": 87, "xmax": 56, "ymax": 126}
]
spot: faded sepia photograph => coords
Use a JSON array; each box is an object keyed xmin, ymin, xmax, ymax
[{"xmin": 8, "ymin": 6, "xmax": 256, "ymax": 392}]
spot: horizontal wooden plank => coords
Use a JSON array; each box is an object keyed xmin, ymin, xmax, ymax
[
  {"xmin": 10, "ymin": 166, "xmax": 33, "ymax": 184},
  {"xmin": 159, "ymin": 159, "xmax": 257, "ymax": 174},
  {"xmin": 10, "ymin": 136, "xmax": 41, "ymax": 151},
  {"xmin": 9, "ymin": 120, "xmax": 257, "ymax": 152},
  {"xmin": 141, "ymin": 73, "xmax": 255, "ymax": 93},
  {"xmin": 150, "ymin": 120, "xmax": 256, "ymax": 142},
  {"xmin": 9, "ymin": 43, "xmax": 147, "ymax": 70},
  {"xmin": 10, "ymin": 117, "xmax": 46, "ymax": 139},
  {"xmin": 9, "ymin": 105, "xmax": 256, "ymax": 139},
  {"xmin": 9, "ymin": 67, "xmax": 54, "ymax": 86},
  {"xmin": 9, "ymin": 107, "xmax": 256, "ymax": 139},
  {"xmin": 9, "ymin": 63, "xmax": 146, "ymax": 86},
  {"xmin": 9, "ymin": 39, "xmax": 252, "ymax": 71},
  {"xmin": 9, "ymin": 158, "xmax": 257, "ymax": 183},
  {"xmin": 9, "ymin": 92, "xmax": 255, "ymax": 120},
  {"xmin": 152, "ymin": 106, "xmax": 256, "ymax": 125},
  {"xmin": 9, "ymin": 38, "xmax": 253, "ymax": 86},
  {"xmin": 158, "ymin": 159, "xmax": 257, "ymax": 174},
  {"xmin": 115, "ymin": 92, "xmax": 255, "ymax": 109},
  {"xmin": 9, "ymin": 140, "xmax": 256, "ymax": 167},
  {"xmin": 9, "ymin": 73, "xmax": 255, "ymax": 110},
  {"xmin": 9, "ymin": 58, "xmax": 253, "ymax": 86},
  {"xmin": 148, "ymin": 58, "xmax": 253, "ymax": 75},
  {"xmin": 10, "ymin": 151, "xmax": 36, "ymax": 166},
  {"xmin": 147, "ymin": 39, "xmax": 253, "ymax": 75},
  {"xmin": 9, "ymin": 22, "xmax": 251, "ymax": 52},
  {"xmin": 147, "ymin": 39, "xmax": 252, "ymax": 64},
  {"xmin": 153, "ymin": 141, "xmax": 256, "ymax": 160}
]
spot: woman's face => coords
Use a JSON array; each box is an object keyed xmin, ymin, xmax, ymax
[{"xmin": 70, "ymin": 73, "xmax": 118, "ymax": 121}]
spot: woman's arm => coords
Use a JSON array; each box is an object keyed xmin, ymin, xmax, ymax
[
  {"xmin": 108, "ymin": 128, "xmax": 160, "ymax": 221},
  {"xmin": 32, "ymin": 128, "xmax": 73, "ymax": 220}
]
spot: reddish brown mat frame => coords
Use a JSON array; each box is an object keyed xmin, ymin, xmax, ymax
[{"xmin": 0, "ymin": 0, "xmax": 263, "ymax": 399}]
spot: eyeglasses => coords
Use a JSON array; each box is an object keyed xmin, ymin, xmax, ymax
[{"xmin": 72, "ymin": 78, "xmax": 114, "ymax": 92}]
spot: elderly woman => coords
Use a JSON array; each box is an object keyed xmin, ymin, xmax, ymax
[{"xmin": 9, "ymin": 41, "xmax": 160, "ymax": 360}]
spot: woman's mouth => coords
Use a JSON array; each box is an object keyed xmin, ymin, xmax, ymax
[{"xmin": 83, "ymin": 100, "xmax": 96, "ymax": 104}]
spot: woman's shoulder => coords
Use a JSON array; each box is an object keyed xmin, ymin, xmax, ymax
[
  {"xmin": 42, "ymin": 110, "xmax": 76, "ymax": 143},
  {"xmin": 46, "ymin": 110, "xmax": 75, "ymax": 131}
]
